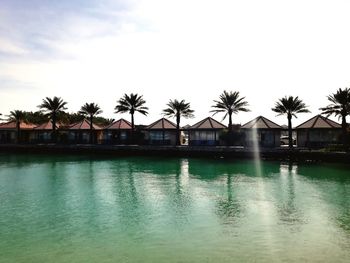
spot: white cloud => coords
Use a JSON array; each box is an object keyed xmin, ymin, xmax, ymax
[{"xmin": 0, "ymin": 37, "xmax": 28, "ymax": 55}]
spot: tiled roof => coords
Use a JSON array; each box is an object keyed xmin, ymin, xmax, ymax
[
  {"xmin": 34, "ymin": 121, "xmax": 61, "ymax": 130},
  {"xmin": 146, "ymin": 118, "xmax": 177, "ymax": 129},
  {"xmin": 104, "ymin": 118, "xmax": 132, "ymax": 130},
  {"xmin": 189, "ymin": 117, "xmax": 227, "ymax": 129},
  {"xmin": 0, "ymin": 121, "xmax": 36, "ymax": 130},
  {"xmin": 69, "ymin": 119, "xmax": 102, "ymax": 130},
  {"xmin": 296, "ymin": 115, "xmax": 341, "ymax": 129},
  {"xmin": 241, "ymin": 116, "xmax": 282, "ymax": 129}
]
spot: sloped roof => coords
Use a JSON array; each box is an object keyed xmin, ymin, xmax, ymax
[
  {"xmin": 0, "ymin": 121, "xmax": 36, "ymax": 130},
  {"xmin": 105, "ymin": 118, "xmax": 132, "ymax": 130},
  {"xmin": 189, "ymin": 117, "xmax": 227, "ymax": 129},
  {"xmin": 34, "ymin": 121, "xmax": 61, "ymax": 130},
  {"xmin": 69, "ymin": 119, "xmax": 102, "ymax": 130},
  {"xmin": 296, "ymin": 115, "xmax": 341, "ymax": 129},
  {"xmin": 241, "ymin": 116, "xmax": 282, "ymax": 129},
  {"xmin": 146, "ymin": 118, "xmax": 177, "ymax": 129}
]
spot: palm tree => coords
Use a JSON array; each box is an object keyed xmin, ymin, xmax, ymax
[
  {"xmin": 38, "ymin": 97, "xmax": 67, "ymax": 142},
  {"xmin": 8, "ymin": 110, "xmax": 26, "ymax": 143},
  {"xmin": 272, "ymin": 96, "xmax": 310, "ymax": 148},
  {"xmin": 211, "ymin": 90, "xmax": 250, "ymax": 133},
  {"xmin": 163, "ymin": 99, "xmax": 194, "ymax": 145},
  {"xmin": 79, "ymin": 102, "xmax": 103, "ymax": 144},
  {"xmin": 115, "ymin": 93, "xmax": 148, "ymax": 142},
  {"xmin": 320, "ymin": 88, "xmax": 350, "ymax": 145}
]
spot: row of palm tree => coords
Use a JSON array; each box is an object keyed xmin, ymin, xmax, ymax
[{"xmin": 3, "ymin": 88, "xmax": 350, "ymax": 148}]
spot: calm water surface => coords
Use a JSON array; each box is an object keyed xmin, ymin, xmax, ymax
[{"xmin": 0, "ymin": 154, "xmax": 350, "ymax": 262}]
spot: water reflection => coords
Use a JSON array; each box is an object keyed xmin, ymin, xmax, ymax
[
  {"xmin": 277, "ymin": 163, "xmax": 305, "ymax": 230},
  {"xmin": 297, "ymin": 163, "xmax": 350, "ymax": 182},
  {"xmin": 188, "ymin": 158, "xmax": 280, "ymax": 178},
  {"xmin": 173, "ymin": 160, "xmax": 191, "ymax": 211},
  {"xmin": 1, "ymin": 154, "xmax": 350, "ymax": 262},
  {"xmin": 297, "ymin": 163, "xmax": 350, "ymax": 234},
  {"xmin": 216, "ymin": 175, "xmax": 241, "ymax": 222}
]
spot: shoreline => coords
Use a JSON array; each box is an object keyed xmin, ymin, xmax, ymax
[{"xmin": 0, "ymin": 144, "xmax": 349, "ymax": 163}]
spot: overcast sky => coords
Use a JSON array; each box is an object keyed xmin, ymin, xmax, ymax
[{"xmin": 1, "ymin": 0, "xmax": 350, "ymax": 126}]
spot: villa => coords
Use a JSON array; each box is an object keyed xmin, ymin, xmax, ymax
[
  {"xmin": 241, "ymin": 116, "xmax": 282, "ymax": 148},
  {"xmin": 0, "ymin": 113, "xmax": 348, "ymax": 150},
  {"xmin": 144, "ymin": 118, "xmax": 177, "ymax": 145},
  {"xmin": 33, "ymin": 121, "xmax": 61, "ymax": 143},
  {"xmin": 0, "ymin": 121, "xmax": 36, "ymax": 143},
  {"xmin": 66, "ymin": 119, "xmax": 103, "ymax": 144},
  {"xmin": 187, "ymin": 117, "xmax": 226, "ymax": 146},
  {"xmin": 103, "ymin": 118, "xmax": 132, "ymax": 144},
  {"xmin": 295, "ymin": 115, "xmax": 342, "ymax": 148}
]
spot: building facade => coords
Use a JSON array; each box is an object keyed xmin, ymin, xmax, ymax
[{"xmin": 241, "ymin": 116, "xmax": 282, "ymax": 148}]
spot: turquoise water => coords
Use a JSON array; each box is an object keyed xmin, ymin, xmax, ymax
[{"xmin": 0, "ymin": 154, "xmax": 350, "ymax": 262}]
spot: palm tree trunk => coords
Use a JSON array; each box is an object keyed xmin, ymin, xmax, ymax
[
  {"xmin": 90, "ymin": 115, "xmax": 93, "ymax": 144},
  {"xmin": 228, "ymin": 112, "xmax": 233, "ymax": 145},
  {"xmin": 131, "ymin": 113, "xmax": 134, "ymax": 144},
  {"xmin": 341, "ymin": 114, "xmax": 347, "ymax": 147},
  {"xmin": 16, "ymin": 120, "xmax": 20, "ymax": 144},
  {"xmin": 288, "ymin": 113, "xmax": 293, "ymax": 149},
  {"xmin": 52, "ymin": 113, "xmax": 56, "ymax": 143},
  {"xmin": 176, "ymin": 113, "xmax": 180, "ymax": 146}
]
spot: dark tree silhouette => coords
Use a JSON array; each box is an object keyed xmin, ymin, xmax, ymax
[
  {"xmin": 79, "ymin": 102, "xmax": 103, "ymax": 143},
  {"xmin": 115, "ymin": 93, "xmax": 148, "ymax": 142},
  {"xmin": 211, "ymin": 91, "xmax": 250, "ymax": 133},
  {"xmin": 8, "ymin": 110, "xmax": 26, "ymax": 143},
  {"xmin": 320, "ymin": 88, "xmax": 350, "ymax": 146},
  {"xmin": 211, "ymin": 90, "xmax": 249, "ymax": 145},
  {"xmin": 163, "ymin": 99, "xmax": 194, "ymax": 145},
  {"xmin": 38, "ymin": 97, "xmax": 67, "ymax": 142},
  {"xmin": 272, "ymin": 96, "xmax": 309, "ymax": 148}
]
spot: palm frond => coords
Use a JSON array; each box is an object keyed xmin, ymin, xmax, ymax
[
  {"xmin": 211, "ymin": 90, "xmax": 250, "ymax": 120},
  {"xmin": 320, "ymin": 88, "xmax": 350, "ymax": 119},
  {"xmin": 115, "ymin": 93, "xmax": 149, "ymax": 115},
  {"xmin": 271, "ymin": 96, "xmax": 309, "ymax": 117},
  {"xmin": 162, "ymin": 99, "xmax": 195, "ymax": 119},
  {"xmin": 79, "ymin": 102, "xmax": 102, "ymax": 117}
]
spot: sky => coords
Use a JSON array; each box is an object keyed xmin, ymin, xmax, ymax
[{"xmin": 1, "ymin": 0, "xmax": 350, "ymax": 127}]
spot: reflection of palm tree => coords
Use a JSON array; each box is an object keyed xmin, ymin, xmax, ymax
[
  {"xmin": 335, "ymin": 186, "xmax": 350, "ymax": 232},
  {"xmin": 272, "ymin": 96, "xmax": 309, "ymax": 148},
  {"xmin": 38, "ymin": 97, "xmax": 68, "ymax": 142},
  {"xmin": 115, "ymin": 93, "xmax": 148, "ymax": 142},
  {"xmin": 8, "ymin": 110, "xmax": 26, "ymax": 143},
  {"xmin": 163, "ymin": 99, "xmax": 194, "ymax": 145},
  {"xmin": 320, "ymin": 88, "xmax": 350, "ymax": 146},
  {"xmin": 110, "ymin": 162, "xmax": 142, "ymax": 228},
  {"xmin": 79, "ymin": 103, "xmax": 102, "ymax": 144},
  {"xmin": 277, "ymin": 166, "xmax": 304, "ymax": 227},
  {"xmin": 216, "ymin": 175, "xmax": 241, "ymax": 221},
  {"xmin": 173, "ymin": 160, "xmax": 188, "ymax": 210}
]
